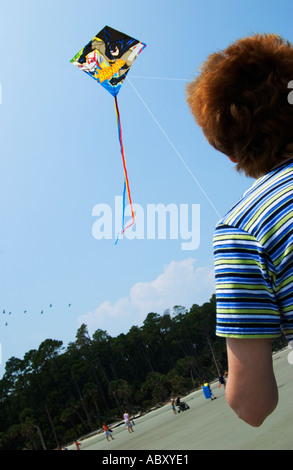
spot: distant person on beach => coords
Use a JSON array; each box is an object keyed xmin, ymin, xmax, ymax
[
  {"xmin": 123, "ymin": 410, "xmax": 134, "ymax": 433},
  {"xmin": 204, "ymin": 382, "xmax": 216, "ymax": 400},
  {"xmin": 103, "ymin": 422, "xmax": 114, "ymax": 441},
  {"xmin": 186, "ymin": 33, "xmax": 293, "ymax": 427},
  {"xmin": 218, "ymin": 374, "xmax": 226, "ymax": 388},
  {"xmin": 75, "ymin": 440, "xmax": 81, "ymax": 450},
  {"xmin": 170, "ymin": 398, "xmax": 177, "ymax": 414}
]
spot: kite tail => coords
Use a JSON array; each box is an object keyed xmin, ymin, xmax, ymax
[
  {"xmin": 114, "ymin": 95, "xmax": 135, "ymax": 240},
  {"xmin": 115, "ymin": 180, "xmax": 127, "ymax": 245}
]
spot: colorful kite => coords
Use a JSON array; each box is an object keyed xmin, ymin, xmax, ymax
[{"xmin": 70, "ymin": 25, "xmax": 146, "ymax": 240}]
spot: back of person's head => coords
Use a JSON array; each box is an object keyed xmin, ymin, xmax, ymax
[{"xmin": 186, "ymin": 34, "xmax": 293, "ymax": 178}]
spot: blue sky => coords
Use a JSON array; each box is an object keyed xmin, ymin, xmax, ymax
[{"xmin": 0, "ymin": 0, "xmax": 292, "ymax": 373}]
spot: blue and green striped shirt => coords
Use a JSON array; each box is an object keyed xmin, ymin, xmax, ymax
[{"xmin": 214, "ymin": 159, "xmax": 293, "ymax": 341}]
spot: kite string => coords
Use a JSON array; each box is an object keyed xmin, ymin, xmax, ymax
[
  {"xmin": 114, "ymin": 95, "xmax": 135, "ymax": 236},
  {"xmin": 126, "ymin": 78, "xmax": 222, "ymax": 219},
  {"xmin": 129, "ymin": 75, "xmax": 189, "ymax": 81}
]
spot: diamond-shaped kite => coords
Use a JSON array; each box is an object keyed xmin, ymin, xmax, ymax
[{"xmin": 71, "ymin": 26, "xmax": 146, "ymax": 240}]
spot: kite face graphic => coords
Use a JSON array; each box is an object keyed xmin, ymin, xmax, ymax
[{"xmin": 71, "ymin": 25, "xmax": 146, "ymax": 97}]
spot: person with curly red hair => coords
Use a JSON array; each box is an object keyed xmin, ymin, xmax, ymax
[{"xmin": 186, "ymin": 34, "xmax": 293, "ymax": 427}]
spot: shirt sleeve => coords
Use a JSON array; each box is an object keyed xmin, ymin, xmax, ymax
[{"xmin": 213, "ymin": 224, "xmax": 281, "ymax": 339}]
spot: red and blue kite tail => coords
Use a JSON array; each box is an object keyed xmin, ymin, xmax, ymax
[{"xmin": 114, "ymin": 95, "xmax": 135, "ymax": 242}]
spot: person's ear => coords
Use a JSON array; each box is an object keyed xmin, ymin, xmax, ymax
[{"xmin": 228, "ymin": 156, "xmax": 238, "ymax": 163}]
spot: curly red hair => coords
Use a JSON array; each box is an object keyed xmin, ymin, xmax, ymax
[{"xmin": 186, "ymin": 34, "xmax": 293, "ymax": 178}]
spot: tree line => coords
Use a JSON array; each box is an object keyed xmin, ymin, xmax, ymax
[{"xmin": 0, "ymin": 294, "xmax": 286, "ymax": 450}]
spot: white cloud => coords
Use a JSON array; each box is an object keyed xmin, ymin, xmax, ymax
[{"xmin": 78, "ymin": 258, "xmax": 215, "ymax": 337}]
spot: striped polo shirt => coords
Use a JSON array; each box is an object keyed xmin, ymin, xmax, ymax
[{"xmin": 214, "ymin": 159, "xmax": 293, "ymax": 342}]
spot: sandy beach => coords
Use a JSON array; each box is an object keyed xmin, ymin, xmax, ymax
[{"xmin": 67, "ymin": 347, "xmax": 293, "ymax": 451}]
